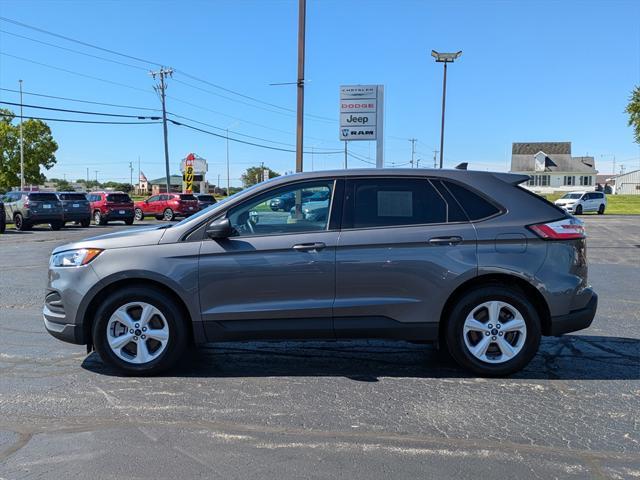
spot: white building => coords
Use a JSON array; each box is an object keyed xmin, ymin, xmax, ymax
[
  {"xmin": 612, "ymin": 169, "xmax": 640, "ymax": 195},
  {"xmin": 510, "ymin": 142, "xmax": 597, "ymax": 194}
]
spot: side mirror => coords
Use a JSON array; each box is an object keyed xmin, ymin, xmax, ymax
[{"xmin": 206, "ymin": 217, "xmax": 234, "ymax": 239}]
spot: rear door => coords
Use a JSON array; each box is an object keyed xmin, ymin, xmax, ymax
[{"xmin": 334, "ymin": 176, "xmax": 478, "ymax": 339}]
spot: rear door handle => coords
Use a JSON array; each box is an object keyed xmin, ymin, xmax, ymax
[
  {"xmin": 428, "ymin": 236, "xmax": 463, "ymax": 246},
  {"xmin": 292, "ymin": 242, "xmax": 326, "ymax": 251}
]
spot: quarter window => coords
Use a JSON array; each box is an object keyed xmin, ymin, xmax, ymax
[
  {"xmin": 442, "ymin": 181, "xmax": 501, "ymax": 221},
  {"xmin": 227, "ymin": 181, "xmax": 333, "ymax": 237}
]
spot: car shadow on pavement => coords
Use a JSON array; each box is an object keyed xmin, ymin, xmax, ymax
[{"xmin": 81, "ymin": 334, "xmax": 640, "ymax": 381}]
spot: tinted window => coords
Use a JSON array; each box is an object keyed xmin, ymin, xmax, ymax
[
  {"xmin": 431, "ymin": 180, "xmax": 468, "ymax": 222},
  {"xmin": 147, "ymin": 195, "xmax": 160, "ymax": 202},
  {"xmin": 442, "ymin": 181, "xmax": 500, "ymax": 221},
  {"xmin": 344, "ymin": 178, "xmax": 447, "ymax": 228},
  {"xmin": 106, "ymin": 194, "xmax": 132, "ymax": 203},
  {"xmin": 179, "ymin": 194, "xmax": 197, "ymax": 200},
  {"xmin": 197, "ymin": 195, "xmax": 216, "ymax": 202},
  {"xmin": 59, "ymin": 193, "xmax": 87, "ymax": 201},
  {"xmin": 28, "ymin": 193, "xmax": 59, "ymax": 201},
  {"xmin": 227, "ymin": 181, "xmax": 333, "ymax": 236}
]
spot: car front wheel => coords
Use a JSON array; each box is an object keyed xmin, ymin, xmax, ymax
[
  {"xmin": 134, "ymin": 208, "xmax": 144, "ymax": 221},
  {"xmin": 445, "ymin": 285, "xmax": 541, "ymax": 376},
  {"xmin": 163, "ymin": 208, "xmax": 175, "ymax": 221},
  {"xmin": 598, "ymin": 204, "xmax": 605, "ymax": 215},
  {"xmin": 92, "ymin": 287, "xmax": 188, "ymax": 375},
  {"xmin": 574, "ymin": 205, "xmax": 583, "ymax": 215}
]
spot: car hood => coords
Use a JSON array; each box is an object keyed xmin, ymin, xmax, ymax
[{"xmin": 52, "ymin": 225, "xmax": 170, "ymax": 254}]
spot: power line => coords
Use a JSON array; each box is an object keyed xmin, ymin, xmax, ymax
[
  {"xmin": 0, "ymin": 100, "xmax": 161, "ymax": 119},
  {"xmin": 0, "ymin": 112, "xmax": 161, "ymax": 124},
  {"xmin": 0, "ymin": 87, "xmax": 161, "ymax": 112},
  {"xmin": 0, "ymin": 29, "xmax": 150, "ymax": 71},
  {"xmin": 0, "ymin": 15, "xmax": 161, "ymax": 67}
]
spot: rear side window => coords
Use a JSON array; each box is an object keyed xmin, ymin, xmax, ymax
[
  {"xmin": 343, "ymin": 178, "xmax": 448, "ymax": 228},
  {"xmin": 59, "ymin": 193, "xmax": 87, "ymax": 201},
  {"xmin": 197, "ymin": 195, "xmax": 216, "ymax": 202},
  {"xmin": 28, "ymin": 193, "xmax": 59, "ymax": 201},
  {"xmin": 442, "ymin": 181, "xmax": 501, "ymax": 221},
  {"xmin": 106, "ymin": 194, "xmax": 132, "ymax": 203},
  {"xmin": 178, "ymin": 194, "xmax": 196, "ymax": 200}
]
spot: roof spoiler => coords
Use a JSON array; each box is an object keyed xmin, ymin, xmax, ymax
[
  {"xmin": 492, "ymin": 172, "xmax": 530, "ymax": 185},
  {"xmin": 455, "ymin": 162, "xmax": 468, "ymax": 170}
]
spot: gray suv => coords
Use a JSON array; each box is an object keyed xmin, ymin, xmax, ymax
[
  {"xmin": 44, "ymin": 169, "xmax": 597, "ymax": 376},
  {"xmin": 3, "ymin": 191, "xmax": 64, "ymax": 231}
]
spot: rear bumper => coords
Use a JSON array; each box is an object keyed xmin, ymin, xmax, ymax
[
  {"xmin": 549, "ymin": 292, "xmax": 598, "ymax": 336},
  {"xmin": 24, "ymin": 213, "xmax": 64, "ymax": 223},
  {"xmin": 63, "ymin": 212, "xmax": 91, "ymax": 222},
  {"xmin": 104, "ymin": 210, "xmax": 134, "ymax": 220}
]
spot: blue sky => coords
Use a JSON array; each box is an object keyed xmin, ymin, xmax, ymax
[{"xmin": 1, "ymin": 0, "xmax": 639, "ymax": 186}]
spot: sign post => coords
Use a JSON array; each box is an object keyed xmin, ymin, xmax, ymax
[{"xmin": 339, "ymin": 84, "xmax": 384, "ymax": 167}]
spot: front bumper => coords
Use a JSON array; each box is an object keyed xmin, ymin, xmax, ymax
[
  {"xmin": 549, "ymin": 292, "xmax": 598, "ymax": 336},
  {"xmin": 44, "ymin": 307, "xmax": 85, "ymax": 344}
]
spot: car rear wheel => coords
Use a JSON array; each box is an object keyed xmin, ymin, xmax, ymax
[
  {"xmin": 92, "ymin": 287, "xmax": 188, "ymax": 375},
  {"xmin": 445, "ymin": 285, "xmax": 541, "ymax": 376},
  {"xmin": 134, "ymin": 208, "xmax": 144, "ymax": 221},
  {"xmin": 124, "ymin": 218, "xmax": 134, "ymax": 225},
  {"xmin": 598, "ymin": 204, "xmax": 605, "ymax": 215},
  {"xmin": 80, "ymin": 219, "xmax": 91, "ymax": 228},
  {"xmin": 0, "ymin": 218, "xmax": 5, "ymax": 234},
  {"xmin": 50, "ymin": 221, "xmax": 64, "ymax": 231},
  {"xmin": 574, "ymin": 205, "xmax": 583, "ymax": 215},
  {"xmin": 14, "ymin": 214, "xmax": 31, "ymax": 231},
  {"xmin": 94, "ymin": 210, "xmax": 107, "ymax": 226},
  {"xmin": 163, "ymin": 208, "xmax": 175, "ymax": 221}
]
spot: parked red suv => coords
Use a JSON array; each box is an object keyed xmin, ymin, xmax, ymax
[
  {"xmin": 87, "ymin": 192, "xmax": 135, "ymax": 225},
  {"xmin": 134, "ymin": 193, "xmax": 199, "ymax": 221}
]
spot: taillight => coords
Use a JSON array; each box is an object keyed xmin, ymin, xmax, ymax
[{"xmin": 529, "ymin": 218, "xmax": 585, "ymax": 240}]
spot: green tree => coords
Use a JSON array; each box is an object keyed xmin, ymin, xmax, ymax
[
  {"xmin": 240, "ymin": 165, "xmax": 279, "ymax": 188},
  {"xmin": 0, "ymin": 109, "xmax": 58, "ymax": 190},
  {"xmin": 626, "ymin": 86, "xmax": 640, "ymax": 144},
  {"xmin": 102, "ymin": 181, "xmax": 133, "ymax": 193},
  {"xmin": 49, "ymin": 177, "xmax": 72, "ymax": 191}
]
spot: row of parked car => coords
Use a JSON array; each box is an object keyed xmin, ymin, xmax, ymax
[{"xmin": 0, "ymin": 191, "xmax": 218, "ymax": 232}]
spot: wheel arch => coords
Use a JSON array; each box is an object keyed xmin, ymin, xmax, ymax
[
  {"xmin": 81, "ymin": 277, "xmax": 198, "ymax": 348},
  {"xmin": 439, "ymin": 273, "xmax": 552, "ymax": 337}
]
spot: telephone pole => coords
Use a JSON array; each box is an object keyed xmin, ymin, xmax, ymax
[
  {"xmin": 129, "ymin": 162, "xmax": 133, "ymax": 188},
  {"xmin": 295, "ymin": 0, "xmax": 306, "ymax": 173},
  {"xmin": 409, "ymin": 138, "xmax": 417, "ymax": 167},
  {"xmin": 344, "ymin": 141, "xmax": 348, "ymax": 169},
  {"xmin": 19, "ymin": 80, "xmax": 25, "ymax": 190},
  {"xmin": 226, "ymin": 129, "xmax": 230, "ymax": 196},
  {"xmin": 150, "ymin": 67, "xmax": 174, "ymax": 194},
  {"xmin": 433, "ymin": 149, "xmax": 439, "ymax": 169}
]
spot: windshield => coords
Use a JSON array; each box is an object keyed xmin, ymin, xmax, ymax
[{"xmin": 561, "ymin": 193, "xmax": 583, "ymax": 199}]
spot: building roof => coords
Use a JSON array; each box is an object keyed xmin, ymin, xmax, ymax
[
  {"xmin": 148, "ymin": 175, "xmax": 183, "ymax": 186},
  {"xmin": 511, "ymin": 142, "xmax": 596, "ymax": 174}
]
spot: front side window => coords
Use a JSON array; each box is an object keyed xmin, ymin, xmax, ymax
[
  {"xmin": 343, "ymin": 178, "xmax": 447, "ymax": 229},
  {"xmin": 227, "ymin": 180, "xmax": 334, "ymax": 237}
]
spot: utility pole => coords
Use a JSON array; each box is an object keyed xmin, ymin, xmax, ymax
[
  {"xmin": 433, "ymin": 149, "xmax": 439, "ymax": 169},
  {"xmin": 217, "ymin": 174, "xmax": 220, "ymax": 192},
  {"xmin": 226, "ymin": 129, "xmax": 230, "ymax": 196},
  {"xmin": 150, "ymin": 67, "xmax": 174, "ymax": 194},
  {"xmin": 94, "ymin": 170, "xmax": 99, "ymax": 183},
  {"xmin": 295, "ymin": 0, "xmax": 306, "ymax": 173},
  {"xmin": 409, "ymin": 138, "xmax": 417, "ymax": 168},
  {"xmin": 129, "ymin": 162, "xmax": 133, "ymax": 188},
  {"xmin": 19, "ymin": 80, "xmax": 24, "ymax": 190},
  {"xmin": 86, "ymin": 167, "xmax": 89, "ymax": 184}
]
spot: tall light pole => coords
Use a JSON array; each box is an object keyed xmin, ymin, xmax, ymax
[
  {"xmin": 295, "ymin": 0, "xmax": 306, "ymax": 173},
  {"xmin": 19, "ymin": 80, "xmax": 24, "ymax": 190},
  {"xmin": 431, "ymin": 50, "xmax": 462, "ymax": 169}
]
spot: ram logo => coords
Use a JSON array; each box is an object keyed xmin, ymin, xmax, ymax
[{"xmin": 341, "ymin": 128, "xmax": 349, "ymax": 137}]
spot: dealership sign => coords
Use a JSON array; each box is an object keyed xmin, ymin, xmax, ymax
[{"xmin": 339, "ymin": 84, "xmax": 384, "ymax": 145}]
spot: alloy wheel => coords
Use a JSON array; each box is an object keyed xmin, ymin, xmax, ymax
[
  {"xmin": 106, "ymin": 302, "xmax": 170, "ymax": 364},
  {"xmin": 462, "ymin": 300, "xmax": 527, "ymax": 364}
]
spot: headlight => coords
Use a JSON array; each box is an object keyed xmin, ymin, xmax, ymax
[{"xmin": 51, "ymin": 248, "xmax": 103, "ymax": 267}]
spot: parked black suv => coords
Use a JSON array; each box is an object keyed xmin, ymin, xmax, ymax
[
  {"xmin": 56, "ymin": 192, "xmax": 92, "ymax": 227},
  {"xmin": 2, "ymin": 191, "xmax": 64, "ymax": 231},
  {"xmin": 194, "ymin": 193, "xmax": 217, "ymax": 210}
]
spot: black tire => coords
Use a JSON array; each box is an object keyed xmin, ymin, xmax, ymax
[
  {"xmin": 155, "ymin": 215, "xmax": 163, "ymax": 221},
  {"xmin": 50, "ymin": 221, "xmax": 64, "ymax": 231},
  {"xmin": 445, "ymin": 285, "xmax": 541, "ymax": 377},
  {"xmin": 80, "ymin": 219, "xmax": 91, "ymax": 228},
  {"xmin": 94, "ymin": 210, "xmax": 107, "ymax": 226},
  {"xmin": 574, "ymin": 205, "xmax": 583, "ymax": 215},
  {"xmin": 0, "ymin": 218, "xmax": 5, "ymax": 234},
  {"xmin": 14, "ymin": 213, "xmax": 31, "ymax": 231},
  {"xmin": 92, "ymin": 286, "xmax": 189, "ymax": 375},
  {"xmin": 163, "ymin": 208, "xmax": 175, "ymax": 221},
  {"xmin": 124, "ymin": 217, "xmax": 134, "ymax": 225},
  {"xmin": 597, "ymin": 204, "xmax": 605, "ymax": 215},
  {"xmin": 134, "ymin": 208, "xmax": 144, "ymax": 221}
]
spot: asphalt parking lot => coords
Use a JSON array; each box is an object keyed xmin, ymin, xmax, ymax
[{"xmin": 0, "ymin": 216, "xmax": 638, "ymax": 479}]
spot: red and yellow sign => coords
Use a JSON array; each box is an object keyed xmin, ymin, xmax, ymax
[{"xmin": 183, "ymin": 153, "xmax": 195, "ymax": 193}]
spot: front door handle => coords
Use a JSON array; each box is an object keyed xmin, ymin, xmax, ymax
[
  {"xmin": 428, "ymin": 236, "xmax": 463, "ymax": 246},
  {"xmin": 292, "ymin": 242, "xmax": 326, "ymax": 251}
]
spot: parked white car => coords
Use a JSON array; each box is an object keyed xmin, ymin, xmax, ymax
[{"xmin": 554, "ymin": 191, "xmax": 606, "ymax": 215}]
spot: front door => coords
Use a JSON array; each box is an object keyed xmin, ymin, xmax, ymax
[
  {"xmin": 198, "ymin": 179, "xmax": 341, "ymax": 341},
  {"xmin": 334, "ymin": 176, "xmax": 478, "ymax": 340}
]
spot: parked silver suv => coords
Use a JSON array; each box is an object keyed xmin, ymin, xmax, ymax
[
  {"xmin": 3, "ymin": 191, "xmax": 64, "ymax": 231},
  {"xmin": 44, "ymin": 169, "xmax": 597, "ymax": 376}
]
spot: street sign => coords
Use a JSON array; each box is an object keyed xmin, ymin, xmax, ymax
[{"xmin": 339, "ymin": 84, "xmax": 384, "ymax": 167}]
